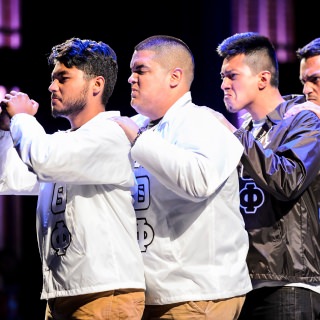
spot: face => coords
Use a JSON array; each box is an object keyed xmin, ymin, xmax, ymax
[
  {"xmin": 48, "ymin": 61, "xmax": 89, "ymax": 119},
  {"xmin": 300, "ymin": 55, "xmax": 320, "ymax": 106},
  {"xmin": 128, "ymin": 49, "xmax": 172, "ymax": 119},
  {"xmin": 220, "ymin": 54, "xmax": 260, "ymax": 113}
]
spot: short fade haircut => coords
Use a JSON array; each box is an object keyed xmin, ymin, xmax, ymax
[
  {"xmin": 134, "ymin": 35, "xmax": 195, "ymax": 86},
  {"xmin": 296, "ymin": 38, "xmax": 320, "ymax": 60},
  {"xmin": 48, "ymin": 37, "xmax": 118, "ymax": 107},
  {"xmin": 216, "ymin": 32, "xmax": 279, "ymax": 87}
]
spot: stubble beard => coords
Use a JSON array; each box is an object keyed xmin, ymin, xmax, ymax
[{"xmin": 52, "ymin": 85, "xmax": 88, "ymax": 118}]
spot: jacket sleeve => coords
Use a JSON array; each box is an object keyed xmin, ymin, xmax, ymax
[
  {"xmin": 10, "ymin": 113, "xmax": 135, "ymax": 187},
  {"xmin": 131, "ymin": 110, "xmax": 243, "ymax": 201},
  {"xmin": 235, "ymin": 110, "xmax": 320, "ymax": 200},
  {"xmin": 0, "ymin": 130, "xmax": 39, "ymax": 195}
]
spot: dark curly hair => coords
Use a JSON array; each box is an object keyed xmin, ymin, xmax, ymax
[{"xmin": 48, "ymin": 37, "xmax": 118, "ymax": 107}]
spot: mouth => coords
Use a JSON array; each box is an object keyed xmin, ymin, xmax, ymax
[
  {"xmin": 51, "ymin": 94, "xmax": 62, "ymax": 104},
  {"xmin": 224, "ymin": 95, "xmax": 232, "ymax": 102}
]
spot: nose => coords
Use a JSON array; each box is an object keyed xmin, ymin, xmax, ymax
[
  {"xmin": 220, "ymin": 77, "xmax": 230, "ymax": 90},
  {"xmin": 128, "ymin": 73, "xmax": 137, "ymax": 84},
  {"xmin": 303, "ymin": 82, "xmax": 313, "ymax": 95},
  {"xmin": 48, "ymin": 80, "xmax": 58, "ymax": 92}
]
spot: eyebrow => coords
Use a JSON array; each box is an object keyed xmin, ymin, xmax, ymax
[
  {"xmin": 132, "ymin": 63, "xmax": 149, "ymax": 70},
  {"xmin": 51, "ymin": 70, "xmax": 69, "ymax": 79},
  {"xmin": 220, "ymin": 69, "xmax": 235, "ymax": 75},
  {"xmin": 300, "ymin": 72, "xmax": 320, "ymax": 81}
]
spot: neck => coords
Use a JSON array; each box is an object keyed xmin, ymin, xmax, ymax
[{"xmin": 249, "ymin": 91, "xmax": 285, "ymax": 121}]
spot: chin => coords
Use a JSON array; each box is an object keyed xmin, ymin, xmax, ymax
[{"xmin": 225, "ymin": 105, "xmax": 235, "ymax": 113}]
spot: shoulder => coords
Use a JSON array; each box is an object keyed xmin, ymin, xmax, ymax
[{"xmin": 130, "ymin": 114, "xmax": 150, "ymax": 128}]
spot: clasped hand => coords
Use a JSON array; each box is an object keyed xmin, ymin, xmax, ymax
[{"xmin": 0, "ymin": 91, "xmax": 39, "ymax": 131}]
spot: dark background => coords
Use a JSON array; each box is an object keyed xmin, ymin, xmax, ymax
[{"xmin": 0, "ymin": 0, "xmax": 318, "ymax": 318}]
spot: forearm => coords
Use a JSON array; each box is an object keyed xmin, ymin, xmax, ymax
[{"xmin": 0, "ymin": 130, "xmax": 39, "ymax": 195}]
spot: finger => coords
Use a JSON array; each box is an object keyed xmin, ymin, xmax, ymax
[{"xmin": 31, "ymin": 100, "xmax": 39, "ymax": 108}]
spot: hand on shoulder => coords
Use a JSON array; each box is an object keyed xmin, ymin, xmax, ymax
[{"xmin": 284, "ymin": 101, "xmax": 320, "ymax": 119}]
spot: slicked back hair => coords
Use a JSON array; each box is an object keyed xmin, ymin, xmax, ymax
[
  {"xmin": 217, "ymin": 32, "xmax": 279, "ymax": 87},
  {"xmin": 296, "ymin": 38, "xmax": 320, "ymax": 60}
]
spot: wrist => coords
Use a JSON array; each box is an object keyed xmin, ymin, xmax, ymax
[{"xmin": 131, "ymin": 128, "xmax": 143, "ymax": 147}]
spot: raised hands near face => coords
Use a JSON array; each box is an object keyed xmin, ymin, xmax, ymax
[
  {"xmin": 1, "ymin": 91, "xmax": 39, "ymax": 119},
  {"xmin": 283, "ymin": 101, "xmax": 320, "ymax": 119}
]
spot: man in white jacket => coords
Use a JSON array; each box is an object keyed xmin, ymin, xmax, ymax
[
  {"xmin": 112, "ymin": 35, "xmax": 252, "ymax": 320},
  {"xmin": 0, "ymin": 37, "xmax": 145, "ymax": 320}
]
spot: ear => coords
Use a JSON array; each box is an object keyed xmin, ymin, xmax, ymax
[
  {"xmin": 258, "ymin": 70, "xmax": 271, "ymax": 89},
  {"xmin": 170, "ymin": 68, "xmax": 182, "ymax": 88},
  {"xmin": 92, "ymin": 76, "xmax": 105, "ymax": 96}
]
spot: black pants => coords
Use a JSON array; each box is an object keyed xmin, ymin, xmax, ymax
[{"xmin": 238, "ymin": 286, "xmax": 320, "ymax": 320}]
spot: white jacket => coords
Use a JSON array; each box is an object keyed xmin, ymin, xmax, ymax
[
  {"xmin": 0, "ymin": 111, "xmax": 145, "ymax": 299},
  {"xmin": 131, "ymin": 92, "xmax": 252, "ymax": 304}
]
